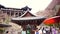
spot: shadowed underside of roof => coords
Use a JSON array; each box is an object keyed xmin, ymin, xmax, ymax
[
  {"xmin": 11, "ymin": 17, "xmax": 46, "ymax": 25},
  {"xmin": 0, "ymin": 24, "xmax": 11, "ymax": 27}
]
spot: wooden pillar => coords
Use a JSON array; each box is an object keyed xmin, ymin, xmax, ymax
[
  {"xmin": 18, "ymin": 11, "xmax": 19, "ymax": 17},
  {"xmin": 14, "ymin": 11, "xmax": 16, "ymax": 17},
  {"xmin": 24, "ymin": 21, "xmax": 26, "ymax": 25},
  {"xmin": 31, "ymin": 20, "xmax": 35, "ymax": 34},
  {"xmin": 35, "ymin": 20, "xmax": 37, "ymax": 25},
  {"xmin": 6, "ymin": 11, "xmax": 7, "ymax": 15},
  {"xmin": 1, "ymin": 10, "xmax": 3, "ymax": 14},
  {"xmin": 17, "ymin": 11, "xmax": 19, "ymax": 17},
  {"xmin": 10, "ymin": 11, "xmax": 11, "ymax": 17},
  {"xmin": 21, "ymin": 12, "xmax": 22, "ymax": 15}
]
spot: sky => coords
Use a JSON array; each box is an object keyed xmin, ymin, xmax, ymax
[{"xmin": 0, "ymin": 0, "xmax": 52, "ymax": 14}]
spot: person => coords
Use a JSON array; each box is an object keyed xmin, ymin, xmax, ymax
[
  {"xmin": 21, "ymin": 31, "xmax": 26, "ymax": 34},
  {"xmin": 52, "ymin": 27, "xmax": 56, "ymax": 34},
  {"xmin": 55, "ymin": 28, "xmax": 58, "ymax": 34},
  {"xmin": 42, "ymin": 27, "xmax": 46, "ymax": 34},
  {"xmin": 50, "ymin": 27, "xmax": 52, "ymax": 34},
  {"xmin": 35, "ymin": 28, "xmax": 42, "ymax": 34},
  {"xmin": 58, "ymin": 28, "xmax": 60, "ymax": 34},
  {"xmin": 35, "ymin": 31, "xmax": 39, "ymax": 34},
  {"xmin": 35, "ymin": 28, "xmax": 39, "ymax": 34},
  {"xmin": 45, "ymin": 27, "xmax": 50, "ymax": 34},
  {"xmin": 39, "ymin": 28, "xmax": 43, "ymax": 34}
]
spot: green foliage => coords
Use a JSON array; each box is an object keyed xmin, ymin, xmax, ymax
[
  {"xmin": 0, "ymin": 28, "xmax": 5, "ymax": 32},
  {"xmin": 0, "ymin": 29, "xmax": 4, "ymax": 32},
  {"xmin": 4, "ymin": 16, "xmax": 10, "ymax": 24},
  {"xmin": 45, "ymin": 24, "xmax": 53, "ymax": 26},
  {"xmin": 45, "ymin": 22, "xmax": 60, "ymax": 28}
]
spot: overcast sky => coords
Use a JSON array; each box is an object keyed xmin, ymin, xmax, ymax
[{"xmin": 0, "ymin": 0, "xmax": 52, "ymax": 14}]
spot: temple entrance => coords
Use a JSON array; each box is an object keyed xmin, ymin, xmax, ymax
[{"xmin": 22, "ymin": 24, "xmax": 37, "ymax": 34}]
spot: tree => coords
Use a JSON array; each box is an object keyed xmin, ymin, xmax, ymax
[{"xmin": 4, "ymin": 16, "xmax": 10, "ymax": 24}]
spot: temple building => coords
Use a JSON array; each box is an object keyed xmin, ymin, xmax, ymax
[
  {"xmin": 0, "ymin": 5, "xmax": 27, "ymax": 34},
  {"xmin": 0, "ymin": 0, "xmax": 60, "ymax": 33},
  {"xmin": 0, "ymin": 5, "xmax": 26, "ymax": 18},
  {"xmin": 11, "ymin": 8, "xmax": 46, "ymax": 34}
]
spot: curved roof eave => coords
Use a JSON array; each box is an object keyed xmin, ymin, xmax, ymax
[{"xmin": 11, "ymin": 16, "xmax": 46, "ymax": 20}]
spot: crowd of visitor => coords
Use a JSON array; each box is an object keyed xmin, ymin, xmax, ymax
[
  {"xmin": 6, "ymin": 26, "xmax": 60, "ymax": 34},
  {"xmin": 35, "ymin": 26, "xmax": 60, "ymax": 34}
]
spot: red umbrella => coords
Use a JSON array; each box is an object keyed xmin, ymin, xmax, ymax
[{"xmin": 43, "ymin": 16, "xmax": 60, "ymax": 25}]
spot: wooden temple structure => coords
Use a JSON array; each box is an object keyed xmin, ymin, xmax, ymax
[
  {"xmin": 0, "ymin": 24, "xmax": 11, "ymax": 27},
  {"xmin": 11, "ymin": 9, "xmax": 46, "ymax": 34}
]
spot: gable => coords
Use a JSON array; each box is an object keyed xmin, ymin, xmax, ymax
[{"xmin": 20, "ymin": 11, "xmax": 36, "ymax": 17}]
